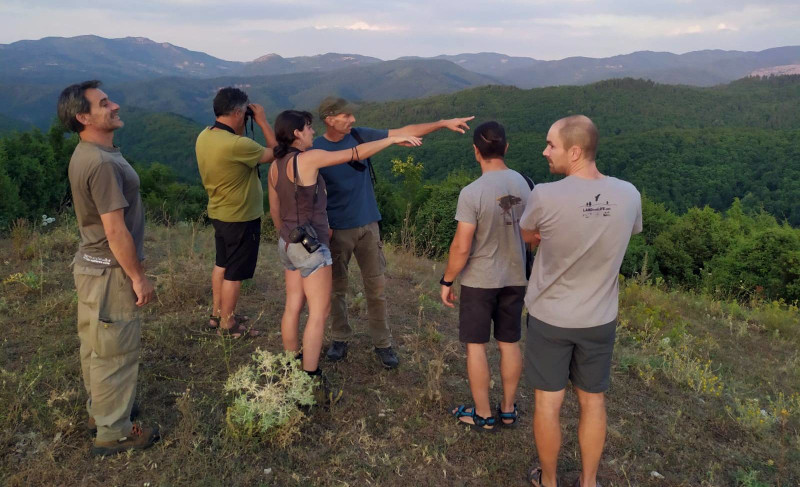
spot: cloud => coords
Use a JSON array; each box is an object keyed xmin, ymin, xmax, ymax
[
  {"xmin": 0, "ymin": 0, "xmax": 798, "ymax": 61},
  {"xmin": 717, "ymin": 23, "xmax": 739, "ymax": 31}
]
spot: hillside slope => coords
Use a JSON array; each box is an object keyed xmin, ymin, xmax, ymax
[{"xmin": 0, "ymin": 222, "xmax": 797, "ymax": 485}]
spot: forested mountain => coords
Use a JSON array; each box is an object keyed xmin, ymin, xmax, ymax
[
  {"xmin": 114, "ymin": 108, "xmax": 204, "ymax": 180},
  {"xmin": 0, "ymin": 36, "xmax": 387, "ymax": 84},
  {"xmin": 0, "ymin": 36, "xmax": 240, "ymax": 84},
  {"xmin": 354, "ymin": 76, "xmax": 800, "ymax": 225},
  {"xmin": 3, "ymin": 36, "xmax": 800, "ymax": 131},
  {"xmin": 0, "ymin": 59, "xmax": 498, "ymax": 129},
  {"xmin": 238, "ymin": 53, "xmax": 382, "ymax": 76},
  {"xmin": 3, "ymin": 76, "xmax": 800, "ymax": 300},
  {"xmin": 65, "ymin": 75, "xmax": 800, "ymax": 227},
  {"xmin": 0, "ymin": 113, "xmax": 29, "ymax": 134},
  {"xmin": 494, "ymin": 46, "xmax": 800, "ymax": 88},
  {"xmin": 393, "ymin": 47, "xmax": 800, "ymax": 87}
]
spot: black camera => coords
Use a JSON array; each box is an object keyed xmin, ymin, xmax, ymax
[
  {"xmin": 288, "ymin": 223, "xmax": 321, "ymax": 254},
  {"xmin": 245, "ymin": 106, "xmax": 254, "ymax": 123}
]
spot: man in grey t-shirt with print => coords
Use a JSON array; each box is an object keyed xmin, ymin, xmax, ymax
[
  {"xmin": 440, "ymin": 121, "xmax": 531, "ymax": 431},
  {"xmin": 521, "ymin": 115, "xmax": 641, "ymax": 487}
]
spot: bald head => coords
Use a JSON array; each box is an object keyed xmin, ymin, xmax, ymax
[{"xmin": 554, "ymin": 115, "xmax": 598, "ymax": 161}]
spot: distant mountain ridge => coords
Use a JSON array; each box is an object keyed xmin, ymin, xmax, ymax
[
  {"xmin": 0, "ymin": 58, "xmax": 498, "ymax": 129},
  {"xmin": 2, "ymin": 35, "xmax": 799, "ymax": 89}
]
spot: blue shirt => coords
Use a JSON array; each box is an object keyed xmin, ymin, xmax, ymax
[{"xmin": 313, "ymin": 127, "xmax": 388, "ymax": 229}]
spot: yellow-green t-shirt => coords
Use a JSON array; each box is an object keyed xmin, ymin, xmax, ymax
[{"xmin": 196, "ymin": 127, "xmax": 265, "ymax": 222}]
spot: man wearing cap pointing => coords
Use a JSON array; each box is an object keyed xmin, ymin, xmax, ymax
[{"xmin": 314, "ymin": 96, "xmax": 473, "ymax": 368}]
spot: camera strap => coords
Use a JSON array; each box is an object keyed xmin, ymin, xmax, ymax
[
  {"xmin": 292, "ymin": 153, "xmax": 318, "ymax": 229},
  {"xmin": 212, "ymin": 120, "xmax": 261, "ymax": 180},
  {"xmin": 211, "ymin": 121, "xmax": 235, "ymax": 134},
  {"xmin": 349, "ymin": 128, "xmax": 377, "ymax": 186}
]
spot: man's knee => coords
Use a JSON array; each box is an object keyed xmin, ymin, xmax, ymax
[
  {"xmin": 497, "ymin": 340, "xmax": 521, "ymax": 353},
  {"xmin": 575, "ymin": 387, "xmax": 605, "ymax": 410},
  {"xmin": 361, "ymin": 274, "xmax": 386, "ymax": 299},
  {"xmin": 465, "ymin": 342, "xmax": 487, "ymax": 357},
  {"xmin": 535, "ymin": 389, "xmax": 565, "ymax": 414}
]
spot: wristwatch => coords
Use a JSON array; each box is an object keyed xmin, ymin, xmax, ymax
[{"xmin": 440, "ymin": 275, "xmax": 453, "ymax": 287}]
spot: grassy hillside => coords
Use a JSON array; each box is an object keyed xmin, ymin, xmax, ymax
[{"xmin": 1, "ymin": 220, "xmax": 798, "ymax": 486}]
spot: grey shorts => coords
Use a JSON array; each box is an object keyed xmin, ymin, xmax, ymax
[
  {"xmin": 524, "ymin": 315, "xmax": 617, "ymax": 393},
  {"xmin": 277, "ymin": 237, "xmax": 333, "ymax": 278}
]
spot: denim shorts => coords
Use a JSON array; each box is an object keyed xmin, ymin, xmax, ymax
[{"xmin": 278, "ymin": 237, "xmax": 332, "ymax": 278}]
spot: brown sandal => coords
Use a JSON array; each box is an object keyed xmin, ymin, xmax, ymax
[
  {"xmin": 217, "ymin": 322, "xmax": 260, "ymax": 339},
  {"xmin": 208, "ymin": 314, "xmax": 250, "ymax": 330}
]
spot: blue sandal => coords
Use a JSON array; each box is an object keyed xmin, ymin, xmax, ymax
[
  {"xmin": 497, "ymin": 403, "xmax": 519, "ymax": 427},
  {"xmin": 451, "ymin": 405, "xmax": 497, "ymax": 432}
]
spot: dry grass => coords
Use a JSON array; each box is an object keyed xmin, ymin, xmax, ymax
[{"xmin": 0, "ymin": 221, "xmax": 798, "ymax": 486}]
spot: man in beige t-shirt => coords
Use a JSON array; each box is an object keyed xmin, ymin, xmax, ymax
[
  {"xmin": 58, "ymin": 80, "xmax": 158, "ymax": 456},
  {"xmin": 520, "ymin": 116, "xmax": 641, "ymax": 487}
]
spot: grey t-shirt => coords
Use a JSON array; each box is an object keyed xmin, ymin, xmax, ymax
[
  {"xmin": 455, "ymin": 169, "xmax": 531, "ymax": 288},
  {"xmin": 68, "ymin": 141, "xmax": 145, "ymax": 268},
  {"xmin": 520, "ymin": 175, "xmax": 642, "ymax": 328}
]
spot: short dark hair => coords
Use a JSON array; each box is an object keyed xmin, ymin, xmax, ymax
[
  {"xmin": 213, "ymin": 87, "xmax": 249, "ymax": 117},
  {"xmin": 57, "ymin": 80, "xmax": 101, "ymax": 133},
  {"xmin": 556, "ymin": 115, "xmax": 598, "ymax": 160},
  {"xmin": 273, "ymin": 110, "xmax": 313, "ymax": 158},
  {"xmin": 473, "ymin": 121, "xmax": 507, "ymax": 159}
]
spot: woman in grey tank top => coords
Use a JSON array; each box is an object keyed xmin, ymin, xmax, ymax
[{"xmin": 267, "ymin": 110, "xmax": 421, "ymax": 398}]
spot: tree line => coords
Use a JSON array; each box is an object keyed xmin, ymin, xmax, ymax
[{"xmin": 1, "ymin": 115, "xmax": 799, "ymax": 303}]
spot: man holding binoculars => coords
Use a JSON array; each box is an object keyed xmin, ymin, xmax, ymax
[{"xmin": 196, "ymin": 87, "xmax": 277, "ymax": 338}]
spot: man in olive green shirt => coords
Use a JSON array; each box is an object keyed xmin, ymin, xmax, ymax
[{"xmin": 196, "ymin": 87, "xmax": 276, "ymax": 337}]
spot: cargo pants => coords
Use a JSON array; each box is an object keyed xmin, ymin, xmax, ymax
[
  {"xmin": 73, "ymin": 263, "xmax": 141, "ymax": 442},
  {"xmin": 329, "ymin": 221, "xmax": 392, "ymax": 348}
]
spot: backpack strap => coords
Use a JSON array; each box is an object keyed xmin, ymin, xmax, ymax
[
  {"xmin": 350, "ymin": 128, "xmax": 377, "ymax": 186},
  {"xmin": 521, "ymin": 173, "xmax": 535, "ymax": 279}
]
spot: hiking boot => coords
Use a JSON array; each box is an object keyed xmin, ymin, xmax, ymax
[
  {"xmin": 311, "ymin": 372, "xmax": 343, "ymax": 407},
  {"xmin": 90, "ymin": 423, "xmax": 160, "ymax": 457},
  {"xmin": 374, "ymin": 346, "xmax": 399, "ymax": 369},
  {"xmin": 326, "ymin": 341, "xmax": 348, "ymax": 362},
  {"xmin": 87, "ymin": 401, "xmax": 140, "ymax": 435}
]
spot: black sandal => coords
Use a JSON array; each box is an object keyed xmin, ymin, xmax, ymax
[
  {"xmin": 451, "ymin": 405, "xmax": 497, "ymax": 432},
  {"xmin": 497, "ymin": 402, "xmax": 518, "ymax": 427}
]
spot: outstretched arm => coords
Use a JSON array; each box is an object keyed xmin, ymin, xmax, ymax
[
  {"xmin": 388, "ymin": 116, "xmax": 474, "ymax": 137},
  {"xmin": 298, "ymin": 135, "xmax": 422, "ymax": 171}
]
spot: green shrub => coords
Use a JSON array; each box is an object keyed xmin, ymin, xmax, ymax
[
  {"xmin": 706, "ymin": 226, "xmax": 800, "ymax": 302},
  {"xmin": 412, "ymin": 171, "xmax": 473, "ymax": 257},
  {"xmin": 224, "ymin": 349, "xmax": 315, "ymax": 445}
]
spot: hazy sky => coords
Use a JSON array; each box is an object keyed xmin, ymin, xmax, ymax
[{"xmin": 2, "ymin": 0, "xmax": 799, "ymax": 61}]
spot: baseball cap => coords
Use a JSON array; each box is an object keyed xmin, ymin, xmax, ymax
[{"xmin": 318, "ymin": 96, "xmax": 357, "ymax": 119}]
